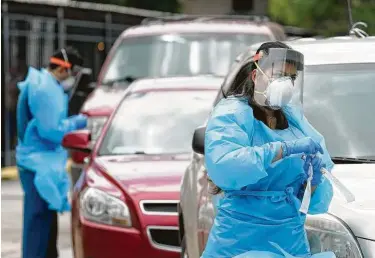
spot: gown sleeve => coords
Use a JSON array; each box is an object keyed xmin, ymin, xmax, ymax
[
  {"xmin": 205, "ymin": 98, "xmax": 282, "ymax": 190},
  {"xmin": 29, "ymin": 78, "xmax": 80, "ymax": 144}
]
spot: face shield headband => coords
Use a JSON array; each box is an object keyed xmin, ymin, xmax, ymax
[
  {"xmin": 51, "ymin": 49, "xmax": 76, "ymax": 91},
  {"xmin": 49, "ymin": 48, "xmax": 72, "ymax": 73}
]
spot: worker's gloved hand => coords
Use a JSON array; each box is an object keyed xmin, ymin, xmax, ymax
[
  {"xmin": 73, "ymin": 114, "xmax": 88, "ymax": 130},
  {"xmin": 303, "ymin": 155, "xmax": 325, "ymax": 186},
  {"xmin": 282, "ymin": 137, "xmax": 324, "ymax": 158}
]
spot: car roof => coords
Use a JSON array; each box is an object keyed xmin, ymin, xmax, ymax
[
  {"xmin": 127, "ymin": 76, "xmax": 224, "ymax": 93},
  {"xmin": 247, "ymin": 37, "xmax": 375, "ymax": 66},
  {"xmin": 120, "ymin": 22, "xmax": 274, "ymax": 38},
  {"xmin": 287, "ymin": 37, "xmax": 375, "ymax": 65}
]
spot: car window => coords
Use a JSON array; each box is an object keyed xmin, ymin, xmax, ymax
[
  {"xmin": 99, "ymin": 90, "xmax": 217, "ymax": 155},
  {"xmin": 304, "ymin": 63, "xmax": 375, "ymax": 159},
  {"xmin": 101, "ymin": 33, "xmax": 271, "ymax": 84}
]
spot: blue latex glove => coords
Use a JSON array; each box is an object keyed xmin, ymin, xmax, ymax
[
  {"xmin": 304, "ymin": 155, "xmax": 325, "ymax": 186},
  {"xmin": 282, "ymin": 137, "xmax": 324, "ymax": 158},
  {"xmin": 72, "ymin": 114, "xmax": 88, "ymax": 130}
]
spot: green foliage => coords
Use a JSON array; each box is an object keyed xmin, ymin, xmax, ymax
[
  {"xmin": 351, "ymin": 3, "xmax": 375, "ymax": 35},
  {"xmin": 269, "ymin": 0, "xmax": 375, "ymax": 36}
]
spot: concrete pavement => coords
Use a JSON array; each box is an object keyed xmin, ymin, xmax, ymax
[{"xmin": 1, "ymin": 180, "xmax": 73, "ymax": 258}]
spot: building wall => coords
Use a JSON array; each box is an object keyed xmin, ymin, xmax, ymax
[
  {"xmin": 182, "ymin": 0, "xmax": 232, "ymax": 15},
  {"xmin": 182, "ymin": 0, "xmax": 268, "ymax": 15},
  {"xmin": 253, "ymin": 0, "xmax": 268, "ymax": 15}
]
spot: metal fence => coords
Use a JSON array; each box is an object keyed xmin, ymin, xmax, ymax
[{"xmin": 1, "ymin": 0, "xmax": 171, "ymax": 167}]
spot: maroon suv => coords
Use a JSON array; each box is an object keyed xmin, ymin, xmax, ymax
[{"xmin": 70, "ymin": 16, "xmax": 287, "ymax": 185}]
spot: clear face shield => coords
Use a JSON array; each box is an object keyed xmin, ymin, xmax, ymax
[
  {"xmin": 252, "ymin": 48, "xmax": 304, "ymax": 110},
  {"xmin": 61, "ymin": 48, "xmax": 79, "ymax": 91}
]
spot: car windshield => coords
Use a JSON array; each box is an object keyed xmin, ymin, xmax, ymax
[
  {"xmin": 303, "ymin": 63, "xmax": 375, "ymax": 159},
  {"xmin": 99, "ymin": 90, "xmax": 216, "ymax": 155},
  {"xmin": 101, "ymin": 33, "xmax": 271, "ymax": 84}
]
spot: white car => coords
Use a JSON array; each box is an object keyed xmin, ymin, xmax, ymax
[{"xmin": 179, "ymin": 37, "xmax": 375, "ymax": 258}]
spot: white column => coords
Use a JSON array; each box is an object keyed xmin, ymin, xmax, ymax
[
  {"xmin": 27, "ymin": 17, "xmax": 41, "ymax": 68},
  {"xmin": 10, "ymin": 20, "xmax": 18, "ymax": 69},
  {"xmin": 253, "ymin": 0, "xmax": 268, "ymax": 15},
  {"xmin": 44, "ymin": 20, "xmax": 55, "ymax": 66}
]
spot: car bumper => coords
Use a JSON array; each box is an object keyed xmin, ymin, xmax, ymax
[{"xmin": 76, "ymin": 219, "xmax": 180, "ymax": 258}]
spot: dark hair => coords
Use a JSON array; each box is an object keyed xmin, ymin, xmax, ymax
[
  {"xmin": 48, "ymin": 46, "xmax": 83, "ymax": 70},
  {"xmin": 223, "ymin": 41, "xmax": 291, "ymax": 130}
]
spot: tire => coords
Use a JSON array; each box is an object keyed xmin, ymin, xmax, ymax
[{"xmin": 181, "ymin": 235, "xmax": 188, "ymax": 258}]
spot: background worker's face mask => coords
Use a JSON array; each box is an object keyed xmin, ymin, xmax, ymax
[
  {"xmin": 61, "ymin": 73, "xmax": 76, "ymax": 91},
  {"xmin": 252, "ymin": 48, "xmax": 304, "ymax": 110}
]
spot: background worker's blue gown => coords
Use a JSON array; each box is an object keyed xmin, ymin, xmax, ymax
[
  {"xmin": 202, "ymin": 97, "xmax": 335, "ymax": 258},
  {"xmin": 16, "ymin": 67, "xmax": 86, "ymax": 258}
]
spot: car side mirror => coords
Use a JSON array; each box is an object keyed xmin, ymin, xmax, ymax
[
  {"xmin": 192, "ymin": 126, "xmax": 206, "ymax": 155},
  {"xmin": 62, "ymin": 130, "xmax": 92, "ymax": 154}
]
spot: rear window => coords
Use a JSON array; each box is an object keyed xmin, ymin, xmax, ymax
[{"xmin": 101, "ymin": 33, "xmax": 271, "ymax": 84}]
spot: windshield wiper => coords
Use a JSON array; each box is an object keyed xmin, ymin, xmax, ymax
[
  {"xmin": 197, "ymin": 73, "xmax": 224, "ymax": 78},
  {"xmin": 111, "ymin": 151, "xmax": 147, "ymax": 155},
  {"xmin": 331, "ymin": 156, "xmax": 375, "ymax": 164},
  {"xmin": 102, "ymin": 75, "xmax": 137, "ymax": 86}
]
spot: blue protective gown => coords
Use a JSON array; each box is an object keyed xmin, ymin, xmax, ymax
[
  {"xmin": 16, "ymin": 67, "xmax": 84, "ymax": 212},
  {"xmin": 17, "ymin": 67, "xmax": 86, "ymax": 257},
  {"xmin": 202, "ymin": 96, "xmax": 335, "ymax": 258}
]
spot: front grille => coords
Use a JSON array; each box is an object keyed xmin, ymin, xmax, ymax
[
  {"xmin": 140, "ymin": 200, "xmax": 179, "ymax": 215},
  {"xmin": 143, "ymin": 203, "xmax": 178, "ymax": 213},
  {"xmin": 147, "ymin": 226, "xmax": 181, "ymax": 252}
]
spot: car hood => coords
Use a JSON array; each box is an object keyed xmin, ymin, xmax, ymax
[
  {"xmin": 328, "ymin": 163, "xmax": 375, "ymax": 240},
  {"xmin": 94, "ymin": 154, "xmax": 190, "ymax": 199},
  {"xmin": 81, "ymin": 85, "xmax": 128, "ymax": 111},
  {"xmin": 81, "ymin": 75, "xmax": 224, "ymax": 112}
]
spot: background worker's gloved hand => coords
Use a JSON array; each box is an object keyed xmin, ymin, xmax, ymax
[
  {"xmin": 303, "ymin": 155, "xmax": 325, "ymax": 186},
  {"xmin": 72, "ymin": 114, "xmax": 88, "ymax": 130},
  {"xmin": 282, "ymin": 137, "xmax": 324, "ymax": 158}
]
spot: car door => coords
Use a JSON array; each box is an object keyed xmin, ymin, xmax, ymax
[
  {"xmin": 203, "ymin": 184, "xmax": 220, "ymax": 249},
  {"xmin": 196, "ymin": 162, "xmax": 209, "ymax": 254},
  {"xmin": 199, "ymin": 167, "xmax": 219, "ymax": 250},
  {"xmin": 181, "ymin": 151, "xmax": 207, "ymax": 258}
]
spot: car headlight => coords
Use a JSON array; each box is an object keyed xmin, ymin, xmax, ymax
[
  {"xmin": 306, "ymin": 214, "xmax": 363, "ymax": 258},
  {"xmin": 80, "ymin": 187, "xmax": 131, "ymax": 227},
  {"xmin": 86, "ymin": 116, "xmax": 107, "ymax": 142}
]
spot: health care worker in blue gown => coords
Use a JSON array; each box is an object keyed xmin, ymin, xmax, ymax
[
  {"xmin": 202, "ymin": 41, "xmax": 336, "ymax": 258},
  {"xmin": 16, "ymin": 47, "xmax": 88, "ymax": 258}
]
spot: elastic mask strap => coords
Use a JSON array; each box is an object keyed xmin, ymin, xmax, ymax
[
  {"xmin": 321, "ymin": 167, "xmax": 355, "ymax": 203},
  {"xmin": 253, "ymin": 61, "xmax": 270, "ymax": 95},
  {"xmin": 254, "ymin": 61, "xmax": 269, "ymax": 79}
]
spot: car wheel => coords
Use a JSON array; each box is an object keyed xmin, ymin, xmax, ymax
[{"xmin": 181, "ymin": 235, "xmax": 188, "ymax": 258}]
